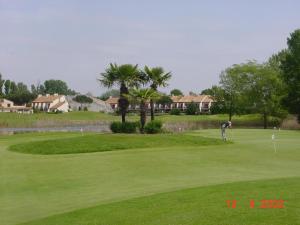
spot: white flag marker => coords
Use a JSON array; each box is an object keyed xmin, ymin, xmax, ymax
[{"xmin": 272, "ymin": 134, "xmax": 277, "ymax": 153}]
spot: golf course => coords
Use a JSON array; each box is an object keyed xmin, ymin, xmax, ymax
[{"xmin": 1, "ymin": 129, "xmax": 299, "ymax": 225}]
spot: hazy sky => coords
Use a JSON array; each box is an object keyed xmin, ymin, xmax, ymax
[{"xmin": 0, "ymin": 0, "xmax": 299, "ymax": 95}]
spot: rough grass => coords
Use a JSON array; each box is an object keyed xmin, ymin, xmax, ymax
[
  {"xmin": 20, "ymin": 177, "xmax": 300, "ymax": 225},
  {"xmin": 0, "ymin": 111, "xmax": 115, "ymax": 128},
  {"xmin": 0, "ymin": 111, "xmax": 267, "ymax": 128},
  {"xmin": 9, "ymin": 134, "xmax": 226, "ymax": 154}
]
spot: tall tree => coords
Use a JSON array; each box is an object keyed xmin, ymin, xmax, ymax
[
  {"xmin": 268, "ymin": 49, "xmax": 288, "ymax": 74},
  {"xmin": 0, "ymin": 73, "xmax": 5, "ymax": 96},
  {"xmin": 200, "ymin": 85, "xmax": 221, "ymax": 97},
  {"xmin": 170, "ymin": 89, "xmax": 183, "ymax": 96},
  {"xmin": 99, "ymin": 63, "xmax": 143, "ymax": 123},
  {"xmin": 144, "ymin": 66, "xmax": 171, "ymax": 120},
  {"xmin": 127, "ymin": 88, "xmax": 160, "ymax": 133},
  {"xmin": 31, "ymin": 82, "xmax": 46, "ymax": 96},
  {"xmin": 44, "ymin": 79, "xmax": 69, "ymax": 95},
  {"xmin": 219, "ymin": 63, "xmax": 252, "ymax": 120},
  {"xmin": 6, "ymin": 81, "xmax": 35, "ymax": 105},
  {"xmin": 281, "ymin": 29, "xmax": 300, "ymax": 122},
  {"xmin": 246, "ymin": 63, "xmax": 285, "ymax": 129}
]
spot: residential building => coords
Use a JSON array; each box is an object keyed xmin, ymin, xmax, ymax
[
  {"xmin": 105, "ymin": 96, "xmax": 119, "ymax": 110},
  {"xmin": 66, "ymin": 95, "xmax": 113, "ymax": 113},
  {"xmin": 171, "ymin": 95, "xmax": 214, "ymax": 112},
  {"xmin": 0, "ymin": 98, "xmax": 33, "ymax": 113},
  {"xmin": 32, "ymin": 94, "xmax": 69, "ymax": 113},
  {"xmin": 105, "ymin": 94, "xmax": 214, "ymax": 113}
]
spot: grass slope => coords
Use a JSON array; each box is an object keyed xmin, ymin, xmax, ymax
[
  {"xmin": 20, "ymin": 177, "xmax": 300, "ymax": 225},
  {"xmin": 0, "ymin": 111, "xmax": 266, "ymax": 128},
  {"xmin": 9, "ymin": 134, "xmax": 225, "ymax": 154},
  {"xmin": 0, "ymin": 129, "xmax": 299, "ymax": 225}
]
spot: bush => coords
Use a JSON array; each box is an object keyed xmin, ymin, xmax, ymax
[
  {"xmin": 110, "ymin": 121, "xmax": 137, "ymax": 133},
  {"xmin": 185, "ymin": 102, "xmax": 199, "ymax": 115},
  {"xmin": 268, "ymin": 117, "xmax": 282, "ymax": 127},
  {"xmin": 170, "ymin": 108, "xmax": 181, "ymax": 115},
  {"xmin": 83, "ymin": 106, "xmax": 88, "ymax": 111},
  {"xmin": 144, "ymin": 120, "xmax": 163, "ymax": 134}
]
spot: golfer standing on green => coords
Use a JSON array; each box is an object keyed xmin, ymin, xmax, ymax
[{"xmin": 221, "ymin": 121, "xmax": 232, "ymax": 141}]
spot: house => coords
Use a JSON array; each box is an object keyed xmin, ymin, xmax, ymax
[
  {"xmin": 170, "ymin": 95, "xmax": 214, "ymax": 112},
  {"xmin": 105, "ymin": 96, "xmax": 119, "ymax": 110},
  {"xmin": 105, "ymin": 94, "xmax": 214, "ymax": 113},
  {"xmin": 32, "ymin": 94, "xmax": 69, "ymax": 113},
  {"xmin": 66, "ymin": 95, "xmax": 113, "ymax": 113},
  {"xmin": 0, "ymin": 98, "xmax": 33, "ymax": 114}
]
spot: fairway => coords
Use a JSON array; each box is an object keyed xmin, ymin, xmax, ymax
[{"xmin": 0, "ymin": 129, "xmax": 300, "ymax": 225}]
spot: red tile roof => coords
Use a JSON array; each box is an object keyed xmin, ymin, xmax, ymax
[
  {"xmin": 33, "ymin": 95, "xmax": 62, "ymax": 103},
  {"xmin": 50, "ymin": 101, "xmax": 66, "ymax": 109},
  {"xmin": 105, "ymin": 97, "xmax": 119, "ymax": 104},
  {"xmin": 175, "ymin": 95, "xmax": 214, "ymax": 103}
]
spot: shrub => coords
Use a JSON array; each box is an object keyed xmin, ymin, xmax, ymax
[
  {"xmin": 110, "ymin": 121, "xmax": 137, "ymax": 133},
  {"xmin": 83, "ymin": 106, "xmax": 88, "ymax": 111},
  {"xmin": 170, "ymin": 108, "xmax": 181, "ymax": 115},
  {"xmin": 268, "ymin": 117, "xmax": 282, "ymax": 127},
  {"xmin": 144, "ymin": 120, "xmax": 163, "ymax": 134},
  {"xmin": 185, "ymin": 102, "xmax": 199, "ymax": 115}
]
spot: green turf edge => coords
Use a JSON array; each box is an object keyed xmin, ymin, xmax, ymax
[
  {"xmin": 8, "ymin": 133, "xmax": 229, "ymax": 155},
  {"xmin": 19, "ymin": 177, "xmax": 300, "ymax": 225}
]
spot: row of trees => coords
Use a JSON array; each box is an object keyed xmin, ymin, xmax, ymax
[
  {"xmin": 99, "ymin": 64, "xmax": 172, "ymax": 131},
  {"xmin": 202, "ymin": 29, "xmax": 300, "ymax": 128},
  {"xmin": 0, "ymin": 76, "xmax": 77, "ymax": 105}
]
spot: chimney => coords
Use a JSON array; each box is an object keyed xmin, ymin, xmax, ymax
[
  {"xmin": 54, "ymin": 93, "xmax": 58, "ymax": 96},
  {"xmin": 38, "ymin": 94, "xmax": 42, "ymax": 97},
  {"xmin": 46, "ymin": 94, "xmax": 50, "ymax": 97}
]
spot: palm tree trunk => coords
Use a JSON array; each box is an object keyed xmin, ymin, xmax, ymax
[
  {"xmin": 140, "ymin": 101, "xmax": 146, "ymax": 133},
  {"xmin": 150, "ymin": 99, "xmax": 154, "ymax": 121},
  {"xmin": 119, "ymin": 82, "xmax": 129, "ymax": 123}
]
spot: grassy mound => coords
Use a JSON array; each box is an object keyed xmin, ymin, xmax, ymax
[
  {"xmin": 20, "ymin": 177, "xmax": 300, "ymax": 225},
  {"xmin": 9, "ymin": 133, "xmax": 226, "ymax": 155}
]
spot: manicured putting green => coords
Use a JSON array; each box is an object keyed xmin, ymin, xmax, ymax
[{"xmin": 9, "ymin": 133, "xmax": 226, "ymax": 154}]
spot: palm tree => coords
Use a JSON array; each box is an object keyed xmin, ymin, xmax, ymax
[
  {"xmin": 99, "ymin": 63, "xmax": 144, "ymax": 123},
  {"xmin": 127, "ymin": 88, "xmax": 160, "ymax": 133},
  {"xmin": 144, "ymin": 66, "xmax": 171, "ymax": 120}
]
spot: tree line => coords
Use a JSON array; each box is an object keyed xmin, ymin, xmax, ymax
[
  {"xmin": 0, "ymin": 76, "xmax": 77, "ymax": 105},
  {"xmin": 200, "ymin": 29, "xmax": 300, "ymax": 128}
]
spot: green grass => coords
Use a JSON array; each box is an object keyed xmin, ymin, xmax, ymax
[
  {"xmin": 20, "ymin": 177, "xmax": 300, "ymax": 225},
  {"xmin": 0, "ymin": 111, "xmax": 266, "ymax": 128},
  {"xmin": 0, "ymin": 111, "xmax": 116, "ymax": 128},
  {"xmin": 0, "ymin": 129, "xmax": 299, "ymax": 225},
  {"xmin": 9, "ymin": 134, "xmax": 226, "ymax": 154}
]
